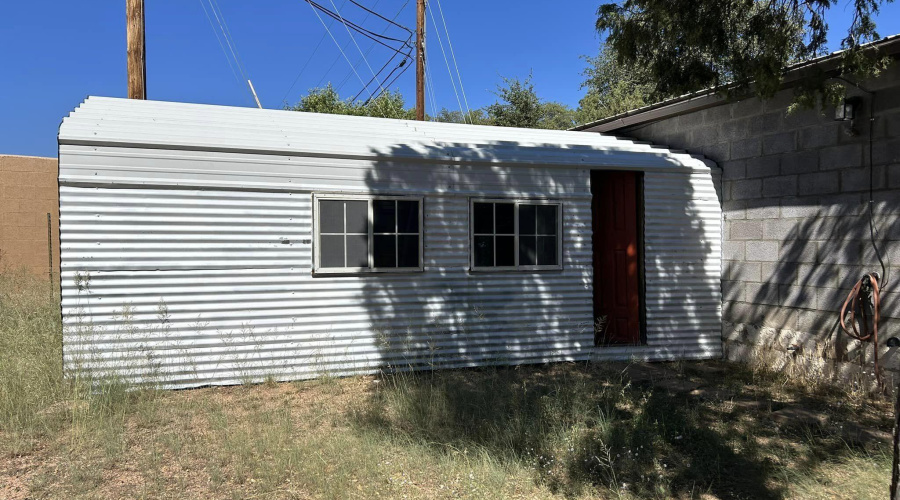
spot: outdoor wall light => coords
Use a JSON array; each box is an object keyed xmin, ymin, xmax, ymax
[
  {"xmin": 834, "ymin": 96, "xmax": 863, "ymax": 136},
  {"xmin": 834, "ymin": 96, "xmax": 862, "ymax": 121}
]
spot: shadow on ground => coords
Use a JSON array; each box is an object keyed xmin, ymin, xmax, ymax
[{"xmin": 354, "ymin": 360, "xmax": 891, "ymax": 499}]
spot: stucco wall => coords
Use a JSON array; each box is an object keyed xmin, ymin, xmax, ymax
[
  {"xmin": 615, "ymin": 65, "xmax": 900, "ymax": 385},
  {"xmin": 0, "ymin": 155, "xmax": 59, "ymax": 279}
]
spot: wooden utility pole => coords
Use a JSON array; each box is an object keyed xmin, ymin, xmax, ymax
[
  {"xmin": 415, "ymin": 0, "xmax": 425, "ymax": 120},
  {"xmin": 127, "ymin": 0, "xmax": 146, "ymax": 99}
]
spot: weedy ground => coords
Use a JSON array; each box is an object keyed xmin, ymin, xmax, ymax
[{"xmin": 0, "ymin": 268, "xmax": 893, "ymax": 499}]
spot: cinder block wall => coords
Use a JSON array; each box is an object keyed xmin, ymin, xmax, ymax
[
  {"xmin": 0, "ymin": 155, "xmax": 59, "ymax": 278},
  {"xmin": 616, "ymin": 64, "xmax": 900, "ymax": 384}
]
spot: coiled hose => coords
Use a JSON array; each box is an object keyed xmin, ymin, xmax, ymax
[{"xmin": 839, "ymin": 272, "xmax": 882, "ymax": 388}]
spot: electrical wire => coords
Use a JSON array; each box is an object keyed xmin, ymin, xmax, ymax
[
  {"xmin": 326, "ymin": 0, "xmax": 393, "ymax": 115},
  {"xmin": 352, "ymin": 46, "xmax": 412, "ymax": 101},
  {"xmin": 209, "ymin": 0, "xmax": 249, "ymax": 82},
  {"xmin": 347, "ymin": 0, "xmax": 411, "ymax": 33},
  {"xmin": 867, "ymin": 93, "xmax": 888, "ymax": 289},
  {"xmin": 199, "ymin": 0, "xmax": 255, "ymax": 105},
  {"xmin": 306, "ymin": 0, "xmax": 413, "ymax": 97},
  {"xmin": 306, "ymin": 0, "xmax": 375, "ymax": 101},
  {"xmin": 307, "ymin": 1, "xmax": 413, "ymax": 51},
  {"xmin": 433, "ymin": 0, "xmax": 470, "ymax": 118},
  {"xmin": 831, "ymin": 76, "xmax": 888, "ymax": 289},
  {"xmin": 336, "ymin": 0, "xmax": 412, "ymax": 95},
  {"xmin": 424, "ymin": 38, "xmax": 439, "ymax": 118},
  {"xmin": 282, "ymin": 0, "xmax": 349, "ymax": 104},
  {"xmin": 199, "ymin": 0, "xmax": 244, "ymax": 91},
  {"xmin": 426, "ymin": 0, "xmax": 465, "ymax": 121}
]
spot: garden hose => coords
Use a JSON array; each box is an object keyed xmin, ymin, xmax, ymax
[{"xmin": 839, "ymin": 272, "xmax": 882, "ymax": 389}]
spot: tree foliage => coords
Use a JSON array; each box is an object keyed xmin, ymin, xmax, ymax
[
  {"xmin": 287, "ymin": 84, "xmax": 416, "ymax": 120},
  {"xmin": 577, "ymin": 45, "xmax": 655, "ymax": 123},
  {"xmin": 596, "ymin": 0, "xmax": 893, "ymax": 106},
  {"xmin": 291, "ymin": 76, "xmax": 577, "ymax": 130}
]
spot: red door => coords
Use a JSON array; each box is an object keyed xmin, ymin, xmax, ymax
[{"xmin": 591, "ymin": 171, "xmax": 641, "ymax": 345}]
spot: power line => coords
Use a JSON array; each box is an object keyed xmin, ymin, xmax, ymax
[
  {"xmin": 336, "ymin": 0, "xmax": 413, "ymax": 96},
  {"xmin": 209, "ymin": 0, "xmax": 248, "ymax": 82},
  {"xmin": 199, "ymin": 1, "xmax": 242, "ymax": 88},
  {"xmin": 347, "ymin": 0, "xmax": 411, "ymax": 33},
  {"xmin": 326, "ymin": 0, "xmax": 415, "ymax": 118},
  {"xmin": 306, "ymin": 0, "xmax": 413, "ymax": 93},
  {"xmin": 326, "ymin": 0, "xmax": 390, "ymax": 107},
  {"xmin": 433, "ymin": 0, "xmax": 470, "ymax": 117},
  {"xmin": 426, "ymin": 72, "xmax": 438, "ymax": 118},
  {"xmin": 281, "ymin": 0, "xmax": 349, "ymax": 104},
  {"xmin": 307, "ymin": 1, "xmax": 413, "ymax": 50},
  {"xmin": 424, "ymin": 36, "xmax": 439, "ymax": 118},
  {"xmin": 352, "ymin": 46, "xmax": 412, "ymax": 101},
  {"xmin": 339, "ymin": 34, "xmax": 412, "ymax": 95},
  {"xmin": 199, "ymin": 0, "xmax": 254, "ymax": 105},
  {"xmin": 426, "ymin": 1, "xmax": 465, "ymax": 121},
  {"xmin": 305, "ymin": 0, "xmax": 375, "ymax": 101}
]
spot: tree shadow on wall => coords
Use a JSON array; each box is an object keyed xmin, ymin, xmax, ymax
[
  {"xmin": 724, "ymin": 193, "xmax": 898, "ymax": 380},
  {"xmin": 346, "ymin": 130, "xmax": 754, "ymax": 496},
  {"xmin": 353, "ymin": 139, "xmax": 593, "ymax": 376}
]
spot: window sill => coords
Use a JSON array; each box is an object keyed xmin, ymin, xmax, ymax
[
  {"xmin": 468, "ymin": 267, "xmax": 564, "ymax": 273},
  {"xmin": 311, "ymin": 267, "xmax": 425, "ymax": 277}
]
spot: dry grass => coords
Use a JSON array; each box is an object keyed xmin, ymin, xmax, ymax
[{"xmin": 0, "ymin": 268, "xmax": 894, "ymax": 499}]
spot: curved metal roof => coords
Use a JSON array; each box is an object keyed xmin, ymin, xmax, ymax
[{"xmin": 60, "ymin": 96, "xmax": 715, "ymax": 172}]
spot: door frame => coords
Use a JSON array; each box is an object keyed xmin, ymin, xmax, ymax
[{"xmin": 635, "ymin": 172, "xmax": 647, "ymax": 345}]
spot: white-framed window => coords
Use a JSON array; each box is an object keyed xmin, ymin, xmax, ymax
[
  {"xmin": 313, "ymin": 194, "xmax": 424, "ymax": 274},
  {"xmin": 470, "ymin": 199, "xmax": 563, "ymax": 271}
]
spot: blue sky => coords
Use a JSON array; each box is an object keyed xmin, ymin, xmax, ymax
[{"xmin": 2, "ymin": 1, "xmax": 900, "ymax": 158}]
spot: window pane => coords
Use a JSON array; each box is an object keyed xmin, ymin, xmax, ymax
[
  {"xmin": 319, "ymin": 200, "xmax": 344, "ymax": 234},
  {"xmin": 537, "ymin": 236, "xmax": 558, "ymax": 265},
  {"xmin": 519, "ymin": 236, "xmax": 537, "ymax": 266},
  {"xmin": 519, "ymin": 204, "xmax": 536, "ymax": 235},
  {"xmin": 473, "ymin": 203, "xmax": 493, "ymax": 234},
  {"xmin": 397, "ymin": 235, "xmax": 419, "ymax": 268},
  {"xmin": 537, "ymin": 205, "xmax": 558, "ymax": 235},
  {"xmin": 494, "ymin": 203, "xmax": 515, "ymax": 234},
  {"xmin": 346, "ymin": 234, "xmax": 369, "ymax": 268},
  {"xmin": 373, "ymin": 200, "xmax": 396, "ymax": 233},
  {"xmin": 496, "ymin": 236, "xmax": 515, "ymax": 267},
  {"xmin": 374, "ymin": 234, "xmax": 396, "ymax": 267},
  {"xmin": 345, "ymin": 201, "xmax": 369, "ymax": 234},
  {"xmin": 320, "ymin": 235, "xmax": 345, "ymax": 268},
  {"xmin": 473, "ymin": 236, "xmax": 493, "ymax": 267},
  {"xmin": 397, "ymin": 200, "xmax": 419, "ymax": 233}
]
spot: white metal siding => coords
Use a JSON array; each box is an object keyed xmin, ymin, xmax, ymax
[
  {"xmin": 59, "ymin": 172, "xmax": 595, "ymax": 388},
  {"xmin": 58, "ymin": 97, "xmax": 723, "ymax": 388}
]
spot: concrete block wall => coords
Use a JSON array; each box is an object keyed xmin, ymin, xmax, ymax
[
  {"xmin": 618, "ymin": 64, "xmax": 900, "ymax": 384},
  {"xmin": 0, "ymin": 155, "xmax": 59, "ymax": 278}
]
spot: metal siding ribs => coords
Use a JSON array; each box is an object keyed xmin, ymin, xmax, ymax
[{"xmin": 58, "ymin": 97, "xmax": 722, "ymax": 388}]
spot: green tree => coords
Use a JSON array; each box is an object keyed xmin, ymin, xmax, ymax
[
  {"xmin": 287, "ymin": 84, "xmax": 415, "ymax": 120},
  {"xmin": 538, "ymin": 101, "xmax": 578, "ymax": 130},
  {"xmin": 485, "ymin": 75, "xmax": 576, "ymax": 130},
  {"xmin": 596, "ymin": 0, "xmax": 893, "ymax": 107},
  {"xmin": 577, "ymin": 45, "xmax": 656, "ymax": 123},
  {"xmin": 289, "ymin": 77, "xmax": 576, "ymax": 130},
  {"xmin": 432, "ymin": 108, "xmax": 492, "ymax": 125},
  {"xmin": 486, "ymin": 76, "xmax": 543, "ymax": 128}
]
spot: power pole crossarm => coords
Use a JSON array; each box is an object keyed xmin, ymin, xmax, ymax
[
  {"xmin": 127, "ymin": 0, "xmax": 146, "ymax": 99},
  {"xmin": 415, "ymin": 0, "xmax": 425, "ymax": 120}
]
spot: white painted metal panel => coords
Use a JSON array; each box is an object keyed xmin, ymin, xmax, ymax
[
  {"xmin": 58, "ymin": 97, "xmax": 722, "ymax": 388},
  {"xmin": 60, "ymin": 186, "xmax": 596, "ymax": 388},
  {"xmin": 635, "ymin": 170, "xmax": 723, "ymax": 360}
]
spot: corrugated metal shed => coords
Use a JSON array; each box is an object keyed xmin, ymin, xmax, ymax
[{"xmin": 58, "ymin": 97, "xmax": 722, "ymax": 388}]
